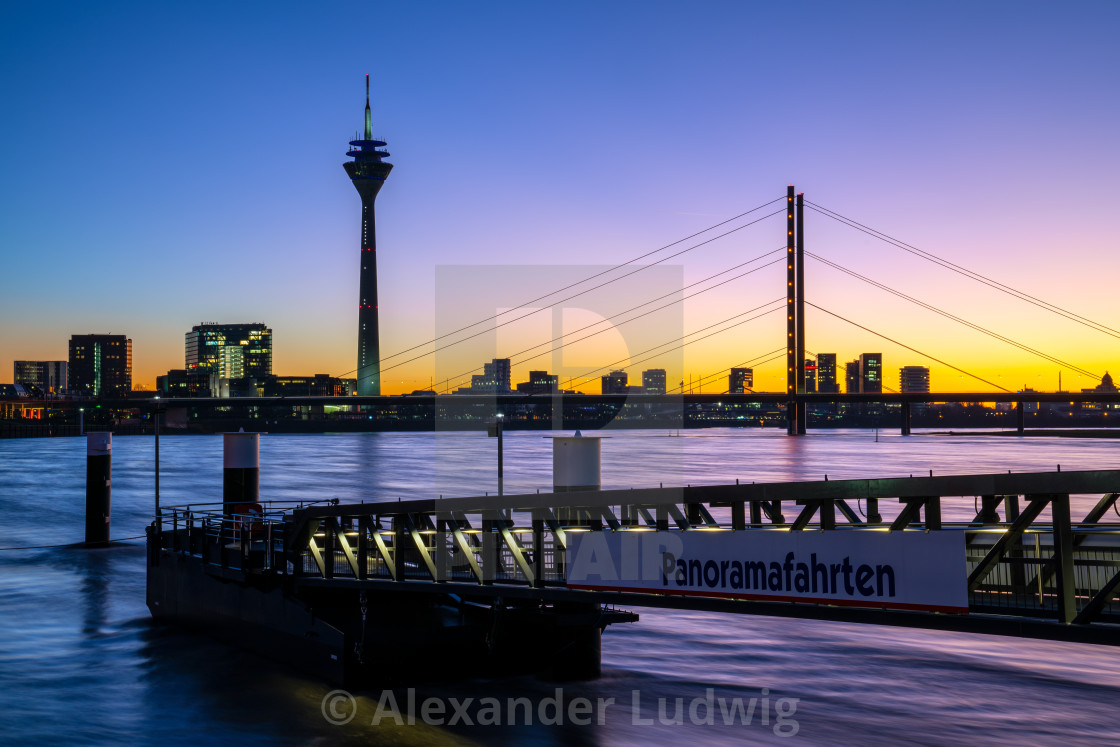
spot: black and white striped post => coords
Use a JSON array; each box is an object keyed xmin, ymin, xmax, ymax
[
  {"xmin": 223, "ymin": 432, "xmax": 259, "ymax": 515},
  {"xmin": 85, "ymin": 432, "xmax": 112, "ymax": 546}
]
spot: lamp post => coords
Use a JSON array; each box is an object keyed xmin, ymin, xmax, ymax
[
  {"xmin": 488, "ymin": 412, "xmax": 505, "ymax": 496},
  {"xmin": 497, "ymin": 412, "xmax": 504, "ymax": 497},
  {"xmin": 79, "ymin": 407, "xmax": 84, "ymax": 436}
]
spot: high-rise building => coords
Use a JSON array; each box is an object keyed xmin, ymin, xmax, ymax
[
  {"xmin": 456, "ymin": 358, "xmax": 513, "ymax": 394},
  {"xmin": 13, "ymin": 361, "xmax": 68, "ymax": 394},
  {"xmin": 344, "ymin": 75, "xmax": 393, "ymax": 396},
  {"xmin": 816, "ymin": 353, "xmax": 838, "ymax": 393},
  {"xmin": 185, "ymin": 323, "xmax": 272, "ymax": 378},
  {"xmin": 899, "ymin": 366, "xmax": 930, "ymax": 394},
  {"xmin": 602, "ymin": 370, "xmax": 629, "ymax": 395},
  {"xmin": 900, "ymin": 365, "xmax": 930, "ymax": 414},
  {"xmin": 860, "ymin": 353, "xmax": 883, "ymax": 393},
  {"xmin": 69, "ymin": 334, "xmax": 132, "ymax": 397},
  {"xmin": 642, "ymin": 369, "xmax": 667, "ymax": 395},
  {"xmin": 844, "ymin": 360, "xmax": 860, "ymax": 394},
  {"xmin": 484, "ymin": 359, "xmax": 511, "ymax": 392},
  {"xmin": 516, "ymin": 370, "xmax": 559, "ymax": 394},
  {"xmin": 729, "ymin": 368, "xmax": 754, "ymax": 393},
  {"xmin": 803, "ymin": 359, "xmax": 817, "ymax": 393}
]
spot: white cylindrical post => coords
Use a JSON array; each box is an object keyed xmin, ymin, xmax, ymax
[
  {"xmin": 552, "ymin": 432, "xmax": 602, "ymax": 493},
  {"xmin": 85, "ymin": 432, "xmax": 112, "ymax": 546},
  {"xmin": 223, "ymin": 432, "xmax": 260, "ymax": 515}
]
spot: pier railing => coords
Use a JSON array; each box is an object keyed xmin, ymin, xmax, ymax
[{"xmin": 150, "ymin": 470, "xmax": 1120, "ymax": 628}]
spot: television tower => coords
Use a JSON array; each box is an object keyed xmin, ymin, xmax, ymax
[{"xmin": 344, "ymin": 74, "xmax": 393, "ymax": 396}]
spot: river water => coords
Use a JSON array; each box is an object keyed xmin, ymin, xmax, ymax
[{"xmin": 1, "ymin": 429, "xmax": 1118, "ymax": 745}]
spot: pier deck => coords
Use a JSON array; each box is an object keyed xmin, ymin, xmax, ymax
[{"xmin": 149, "ymin": 469, "xmax": 1120, "ymax": 652}]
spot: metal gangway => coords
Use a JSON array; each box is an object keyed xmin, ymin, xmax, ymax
[{"xmin": 151, "ymin": 469, "xmax": 1120, "ymax": 645}]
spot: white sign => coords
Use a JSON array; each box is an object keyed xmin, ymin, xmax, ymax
[{"xmin": 565, "ymin": 529, "xmax": 968, "ymax": 613}]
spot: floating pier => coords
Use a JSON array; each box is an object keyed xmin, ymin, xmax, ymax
[{"xmin": 147, "ymin": 466, "xmax": 1120, "ymax": 685}]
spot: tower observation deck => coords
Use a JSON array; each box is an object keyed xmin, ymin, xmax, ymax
[{"xmin": 344, "ymin": 74, "xmax": 392, "ymax": 396}]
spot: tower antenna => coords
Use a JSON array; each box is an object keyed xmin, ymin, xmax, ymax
[{"xmin": 364, "ymin": 74, "xmax": 372, "ymax": 140}]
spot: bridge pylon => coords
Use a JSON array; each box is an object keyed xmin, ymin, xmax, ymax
[{"xmin": 786, "ymin": 186, "xmax": 808, "ymax": 435}]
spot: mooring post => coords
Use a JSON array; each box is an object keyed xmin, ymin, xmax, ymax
[
  {"xmin": 731, "ymin": 502, "xmax": 746, "ymax": 530},
  {"xmin": 222, "ymin": 432, "xmax": 260, "ymax": 516},
  {"xmin": 553, "ymin": 432, "xmax": 601, "ymax": 492},
  {"xmin": 1016, "ymin": 401, "xmax": 1025, "ymax": 434},
  {"xmin": 552, "ymin": 431, "xmax": 602, "ymax": 526},
  {"xmin": 85, "ymin": 432, "xmax": 112, "ymax": 546},
  {"xmin": 154, "ymin": 397, "xmax": 162, "ymax": 519},
  {"xmin": 901, "ymin": 401, "xmax": 911, "ymax": 436},
  {"xmin": 865, "ymin": 497, "xmax": 883, "ymax": 524},
  {"xmin": 979, "ymin": 495, "xmax": 1002, "ymax": 523}
]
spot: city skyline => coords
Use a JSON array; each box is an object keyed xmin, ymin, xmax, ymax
[{"xmin": 3, "ymin": 2, "xmax": 1119, "ymax": 394}]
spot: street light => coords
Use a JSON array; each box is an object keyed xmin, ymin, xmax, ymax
[
  {"xmin": 496, "ymin": 412, "xmax": 504, "ymax": 497},
  {"xmin": 79, "ymin": 407, "xmax": 84, "ymax": 436}
]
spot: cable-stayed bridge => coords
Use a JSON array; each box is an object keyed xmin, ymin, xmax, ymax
[
  {"xmin": 262, "ymin": 183, "xmax": 1106, "ymax": 434},
  {"xmin": 26, "ymin": 184, "xmax": 1108, "ymax": 436},
  {"xmin": 8, "ymin": 185, "xmax": 1115, "ymax": 439}
]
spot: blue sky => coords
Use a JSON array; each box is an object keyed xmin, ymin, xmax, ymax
[{"xmin": 2, "ymin": 1, "xmax": 1119, "ymax": 392}]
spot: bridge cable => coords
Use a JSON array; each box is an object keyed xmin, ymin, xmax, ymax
[
  {"xmin": 806, "ymin": 252, "xmax": 1101, "ymax": 380},
  {"xmin": 805, "ymin": 302, "xmax": 1011, "ymax": 392},
  {"xmin": 547, "ymin": 302, "xmax": 786, "ymax": 393},
  {"xmin": 678, "ymin": 349, "xmax": 787, "ymax": 395},
  {"xmin": 804, "ymin": 201, "xmax": 1120, "ymax": 340},
  {"xmin": 335, "ymin": 196, "xmax": 786, "ymax": 381},
  {"xmin": 368, "ymin": 208, "xmax": 786, "ymax": 386},
  {"xmin": 675, "ymin": 346, "xmax": 788, "ymax": 394},
  {"xmin": 433, "ymin": 252, "xmax": 786, "ymax": 392}
]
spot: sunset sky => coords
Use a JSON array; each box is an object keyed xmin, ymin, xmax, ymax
[{"xmin": 3, "ymin": 1, "xmax": 1119, "ymax": 394}]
